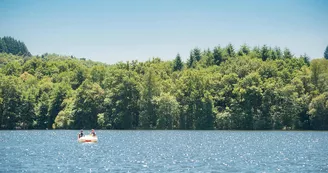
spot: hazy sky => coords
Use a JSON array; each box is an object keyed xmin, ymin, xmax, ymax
[{"xmin": 0, "ymin": 0, "xmax": 327, "ymax": 64}]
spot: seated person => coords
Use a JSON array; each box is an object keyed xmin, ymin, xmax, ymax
[
  {"xmin": 90, "ymin": 129, "xmax": 96, "ymax": 137},
  {"xmin": 78, "ymin": 130, "xmax": 84, "ymax": 138}
]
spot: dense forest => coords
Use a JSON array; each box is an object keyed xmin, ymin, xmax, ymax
[{"xmin": 0, "ymin": 37, "xmax": 328, "ymax": 130}]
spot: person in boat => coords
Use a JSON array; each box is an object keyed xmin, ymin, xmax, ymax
[
  {"xmin": 90, "ymin": 129, "xmax": 96, "ymax": 137},
  {"xmin": 78, "ymin": 130, "xmax": 84, "ymax": 138}
]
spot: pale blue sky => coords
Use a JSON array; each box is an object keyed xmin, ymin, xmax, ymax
[{"xmin": 0, "ymin": 0, "xmax": 327, "ymax": 64}]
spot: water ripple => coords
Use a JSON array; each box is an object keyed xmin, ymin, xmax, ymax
[{"xmin": 0, "ymin": 130, "xmax": 328, "ymax": 173}]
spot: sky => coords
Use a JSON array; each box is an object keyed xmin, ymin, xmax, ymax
[{"xmin": 0, "ymin": 0, "xmax": 327, "ymax": 64}]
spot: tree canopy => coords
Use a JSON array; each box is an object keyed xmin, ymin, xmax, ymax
[{"xmin": 0, "ymin": 39, "xmax": 327, "ymax": 130}]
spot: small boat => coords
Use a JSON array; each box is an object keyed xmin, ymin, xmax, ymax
[{"xmin": 78, "ymin": 135, "xmax": 98, "ymax": 143}]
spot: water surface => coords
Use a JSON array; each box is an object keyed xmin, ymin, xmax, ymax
[{"xmin": 0, "ymin": 130, "xmax": 327, "ymax": 173}]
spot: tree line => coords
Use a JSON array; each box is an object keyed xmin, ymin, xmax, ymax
[{"xmin": 0, "ymin": 38, "xmax": 328, "ymax": 130}]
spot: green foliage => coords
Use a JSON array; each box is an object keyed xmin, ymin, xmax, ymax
[
  {"xmin": 153, "ymin": 93, "xmax": 180, "ymax": 129},
  {"xmin": 250, "ymin": 46, "xmax": 261, "ymax": 59},
  {"xmin": 90, "ymin": 65, "xmax": 106, "ymax": 83},
  {"xmin": 102, "ymin": 69, "xmax": 140, "ymax": 129},
  {"xmin": 238, "ymin": 44, "xmax": 250, "ymax": 56},
  {"xmin": 0, "ymin": 75, "xmax": 22, "ymax": 129},
  {"xmin": 140, "ymin": 68, "xmax": 160, "ymax": 128},
  {"xmin": 72, "ymin": 80, "xmax": 104, "ymax": 129},
  {"xmin": 0, "ymin": 38, "xmax": 7, "ymax": 53},
  {"xmin": 191, "ymin": 48, "xmax": 202, "ymax": 61},
  {"xmin": 283, "ymin": 48, "xmax": 293, "ymax": 59},
  {"xmin": 225, "ymin": 43, "xmax": 235, "ymax": 58},
  {"xmin": 48, "ymin": 83, "xmax": 71, "ymax": 129},
  {"xmin": 173, "ymin": 53, "xmax": 183, "ymax": 71},
  {"xmin": 0, "ymin": 36, "xmax": 31, "ymax": 56},
  {"xmin": 260, "ymin": 45, "xmax": 270, "ymax": 61},
  {"xmin": 187, "ymin": 48, "xmax": 201, "ymax": 68},
  {"xmin": 310, "ymin": 59, "xmax": 328, "ymax": 92},
  {"xmin": 324, "ymin": 46, "xmax": 328, "ymax": 60},
  {"xmin": 309, "ymin": 92, "xmax": 328, "ymax": 130},
  {"xmin": 272, "ymin": 47, "xmax": 282, "ymax": 60},
  {"xmin": 198, "ymin": 49, "xmax": 215, "ymax": 68},
  {"xmin": 300, "ymin": 53, "xmax": 310, "ymax": 66},
  {"xmin": 0, "ymin": 42, "xmax": 327, "ymax": 130},
  {"xmin": 213, "ymin": 46, "xmax": 225, "ymax": 65},
  {"xmin": 2, "ymin": 61, "xmax": 22, "ymax": 76}
]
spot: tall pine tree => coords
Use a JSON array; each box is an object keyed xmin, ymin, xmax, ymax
[
  {"xmin": 225, "ymin": 43, "xmax": 235, "ymax": 58},
  {"xmin": 324, "ymin": 45, "xmax": 328, "ymax": 60},
  {"xmin": 213, "ymin": 46, "xmax": 224, "ymax": 65},
  {"xmin": 173, "ymin": 53, "xmax": 183, "ymax": 71},
  {"xmin": 283, "ymin": 48, "xmax": 293, "ymax": 59}
]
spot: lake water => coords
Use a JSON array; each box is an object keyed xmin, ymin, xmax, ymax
[{"xmin": 0, "ymin": 130, "xmax": 327, "ymax": 173}]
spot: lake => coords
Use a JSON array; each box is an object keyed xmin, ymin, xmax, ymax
[{"xmin": 0, "ymin": 130, "xmax": 327, "ymax": 173}]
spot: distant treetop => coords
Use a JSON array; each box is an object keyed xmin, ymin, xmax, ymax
[
  {"xmin": 0, "ymin": 36, "xmax": 31, "ymax": 57},
  {"xmin": 324, "ymin": 45, "xmax": 328, "ymax": 60}
]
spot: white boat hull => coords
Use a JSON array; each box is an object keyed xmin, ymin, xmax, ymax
[{"xmin": 78, "ymin": 135, "xmax": 98, "ymax": 143}]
